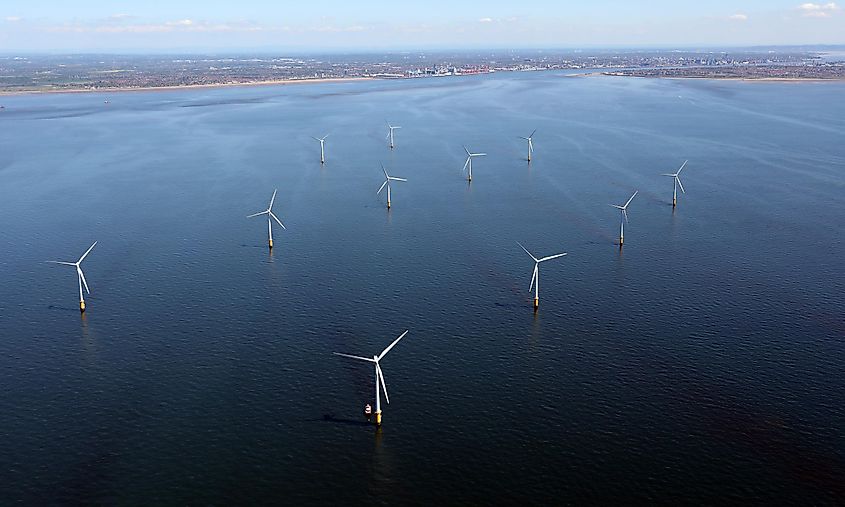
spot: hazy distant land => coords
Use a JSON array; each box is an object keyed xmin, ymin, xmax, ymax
[{"xmin": 1, "ymin": 48, "xmax": 844, "ymax": 94}]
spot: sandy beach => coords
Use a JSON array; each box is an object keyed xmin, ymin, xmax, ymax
[{"xmin": 0, "ymin": 76, "xmax": 376, "ymax": 97}]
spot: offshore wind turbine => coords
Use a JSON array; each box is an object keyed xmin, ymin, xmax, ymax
[
  {"xmin": 386, "ymin": 122, "xmax": 401, "ymax": 149},
  {"xmin": 661, "ymin": 160, "xmax": 687, "ymax": 207},
  {"xmin": 611, "ymin": 191, "xmax": 638, "ymax": 246},
  {"xmin": 247, "ymin": 189, "xmax": 286, "ymax": 249},
  {"xmin": 377, "ymin": 163, "xmax": 407, "ymax": 209},
  {"xmin": 46, "ymin": 241, "xmax": 97, "ymax": 312},
  {"xmin": 312, "ymin": 134, "xmax": 329, "ymax": 164},
  {"xmin": 334, "ymin": 330, "xmax": 409, "ymax": 427},
  {"xmin": 520, "ymin": 129, "xmax": 536, "ymax": 162},
  {"xmin": 462, "ymin": 146, "xmax": 486, "ymax": 182},
  {"xmin": 518, "ymin": 242, "xmax": 567, "ymax": 310}
]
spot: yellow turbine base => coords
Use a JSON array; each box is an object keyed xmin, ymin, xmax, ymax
[
  {"xmin": 619, "ymin": 236, "xmax": 624, "ymax": 246},
  {"xmin": 375, "ymin": 411, "xmax": 382, "ymax": 426},
  {"xmin": 673, "ymin": 197, "xmax": 676, "ymax": 207},
  {"xmin": 387, "ymin": 201, "xmax": 391, "ymax": 209},
  {"xmin": 533, "ymin": 297, "xmax": 539, "ymax": 309},
  {"xmin": 79, "ymin": 300, "xmax": 86, "ymax": 313},
  {"xmin": 269, "ymin": 239, "xmax": 273, "ymax": 249}
]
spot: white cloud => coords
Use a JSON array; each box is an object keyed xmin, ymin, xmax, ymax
[
  {"xmin": 4, "ymin": 16, "xmax": 22, "ymax": 22},
  {"xmin": 478, "ymin": 17, "xmax": 493, "ymax": 23},
  {"xmin": 729, "ymin": 13, "xmax": 748, "ymax": 21},
  {"xmin": 798, "ymin": 2, "xmax": 840, "ymax": 17}
]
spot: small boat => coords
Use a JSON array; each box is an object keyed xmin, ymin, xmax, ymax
[{"xmin": 363, "ymin": 404, "xmax": 372, "ymax": 419}]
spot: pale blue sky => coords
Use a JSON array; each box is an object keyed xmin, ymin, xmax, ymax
[{"xmin": 1, "ymin": 1, "xmax": 843, "ymax": 52}]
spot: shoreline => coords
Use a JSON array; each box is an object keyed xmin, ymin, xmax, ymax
[
  {"xmin": 0, "ymin": 76, "xmax": 376, "ymax": 97},
  {"xmin": 597, "ymin": 72, "xmax": 845, "ymax": 83}
]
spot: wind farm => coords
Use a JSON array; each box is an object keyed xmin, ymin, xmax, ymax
[{"xmin": 3, "ymin": 61, "xmax": 843, "ymax": 506}]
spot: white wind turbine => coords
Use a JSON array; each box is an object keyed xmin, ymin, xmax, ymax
[
  {"xmin": 518, "ymin": 242, "xmax": 567, "ymax": 310},
  {"xmin": 247, "ymin": 189, "xmax": 286, "ymax": 249},
  {"xmin": 661, "ymin": 160, "xmax": 687, "ymax": 207},
  {"xmin": 520, "ymin": 129, "xmax": 536, "ymax": 162},
  {"xmin": 334, "ymin": 330, "xmax": 409, "ymax": 426},
  {"xmin": 377, "ymin": 163, "xmax": 407, "ymax": 209},
  {"xmin": 386, "ymin": 122, "xmax": 401, "ymax": 149},
  {"xmin": 611, "ymin": 190, "xmax": 638, "ymax": 246},
  {"xmin": 47, "ymin": 241, "xmax": 97, "ymax": 312},
  {"xmin": 462, "ymin": 146, "xmax": 486, "ymax": 182},
  {"xmin": 312, "ymin": 134, "xmax": 329, "ymax": 164}
]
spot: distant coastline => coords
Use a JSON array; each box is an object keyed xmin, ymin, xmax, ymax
[{"xmin": 0, "ymin": 76, "xmax": 376, "ymax": 96}]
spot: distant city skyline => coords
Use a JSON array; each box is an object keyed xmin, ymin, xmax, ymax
[{"xmin": 1, "ymin": 1, "xmax": 843, "ymax": 52}]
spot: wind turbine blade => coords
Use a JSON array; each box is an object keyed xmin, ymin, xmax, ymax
[
  {"xmin": 269, "ymin": 211, "xmax": 286, "ymax": 230},
  {"xmin": 462, "ymin": 157, "xmax": 470, "ymax": 172},
  {"xmin": 519, "ymin": 136, "xmax": 529, "ymax": 141},
  {"xmin": 676, "ymin": 176, "xmax": 685, "ymax": 194},
  {"xmin": 677, "ymin": 160, "xmax": 688, "ymax": 175},
  {"xmin": 623, "ymin": 209, "xmax": 629, "ymax": 223},
  {"xmin": 247, "ymin": 211, "xmax": 268, "ymax": 218},
  {"xmin": 473, "ymin": 153, "xmax": 487, "ymax": 157},
  {"xmin": 377, "ymin": 364, "xmax": 390, "ymax": 405},
  {"xmin": 381, "ymin": 163, "xmax": 390, "ymax": 180},
  {"xmin": 78, "ymin": 241, "xmax": 98, "ymax": 263},
  {"xmin": 390, "ymin": 177, "xmax": 407, "ymax": 182},
  {"xmin": 529, "ymin": 265, "xmax": 537, "ymax": 292},
  {"xmin": 516, "ymin": 242, "xmax": 539, "ymax": 262},
  {"xmin": 377, "ymin": 180, "xmax": 388, "ymax": 194},
  {"xmin": 46, "ymin": 261, "xmax": 76, "ymax": 266},
  {"xmin": 378, "ymin": 330, "xmax": 409, "ymax": 359},
  {"xmin": 333, "ymin": 352, "xmax": 376, "ymax": 363},
  {"xmin": 78, "ymin": 267, "xmax": 90, "ymax": 294},
  {"xmin": 394, "ymin": 126, "xmax": 401, "ymax": 129},
  {"xmin": 538, "ymin": 253, "xmax": 567, "ymax": 262},
  {"xmin": 624, "ymin": 191, "xmax": 638, "ymax": 208},
  {"xmin": 610, "ymin": 205, "xmax": 624, "ymax": 210},
  {"xmin": 269, "ymin": 189, "xmax": 278, "ymax": 210},
  {"xmin": 661, "ymin": 173, "xmax": 675, "ymax": 177},
  {"xmin": 529, "ymin": 129, "xmax": 536, "ymax": 139},
  {"xmin": 311, "ymin": 136, "xmax": 320, "ymax": 142},
  {"xmin": 322, "ymin": 134, "xmax": 330, "ymax": 140}
]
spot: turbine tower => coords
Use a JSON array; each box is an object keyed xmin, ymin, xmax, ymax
[
  {"xmin": 611, "ymin": 191, "xmax": 638, "ymax": 246},
  {"xmin": 312, "ymin": 135, "xmax": 329, "ymax": 164},
  {"xmin": 386, "ymin": 122, "xmax": 402, "ymax": 149},
  {"xmin": 334, "ymin": 330, "xmax": 410, "ymax": 426},
  {"xmin": 462, "ymin": 146, "xmax": 487, "ymax": 182},
  {"xmin": 248, "ymin": 189, "xmax": 286, "ymax": 249},
  {"xmin": 520, "ymin": 129, "xmax": 536, "ymax": 162},
  {"xmin": 47, "ymin": 241, "xmax": 97, "ymax": 312},
  {"xmin": 661, "ymin": 160, "xmax": 687, "ymax": 207},
  {"xmin": 518, "ymin": 242, "xmax": 567, "ymax": 310},
  {"xmin": 377, "ymin": 164, "xmax": 407, "ymax": 209}
]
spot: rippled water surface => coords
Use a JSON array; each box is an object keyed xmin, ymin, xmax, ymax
[{"xmin": 1, "ymin": 73, "xmax": 843, "ymax": 504}]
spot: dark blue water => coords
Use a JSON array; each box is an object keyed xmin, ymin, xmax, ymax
[{"xmin": 1, "ymin": 72, "xmax": 843, "ymax": 504}]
